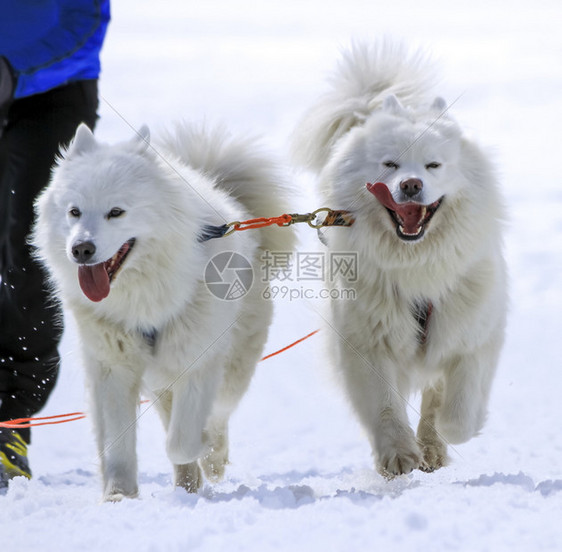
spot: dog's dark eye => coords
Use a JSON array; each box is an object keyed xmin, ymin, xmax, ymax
[
  {"xmin": 383, "ymin": 161, "xmax": 399, "ymax": 170},
  {"xmin": 69, "ymin": 207, "xmax": 81, "ymax": 218},
  {"xmin": 107, "ymin": 208, "xmax": 125, "ymax": 219},
  {"xmin": 426, "ymin": 162, "xmax": 442, "ymax": 170}
]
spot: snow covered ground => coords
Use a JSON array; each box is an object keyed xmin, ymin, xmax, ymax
[{"xmin": 3, "ymin": 1, "xmax": 562, "ymax": 550}]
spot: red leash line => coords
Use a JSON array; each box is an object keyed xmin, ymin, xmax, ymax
[
  {"xmin": 0, "ymin": 330, "xmax": 321, "ymax": 429},
  {"xmin": 221, "ymin": 208, "xmax": 355, "ymax": 237},
  {"xmin": 232, "ymin": 214, "xmax": 293, "ymax": 231},
  {"xmin": 260, "ymin": 329, "xmax": 320, "ymax": 362},
  {"xmin": 0, "ymin": 414, "xmax": 86, "ymax": 429}
]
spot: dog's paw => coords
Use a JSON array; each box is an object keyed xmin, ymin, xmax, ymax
[
  {"xmin": 102, "ymin": 484, "xmax": 139, "ymax": 503},
  {"xmin": 200, "ymin": 427, "xmax": 229, "ymax": 482},
  {"xmin": 200, "ymin": 449, "xmax": 228, "ymax": 483},
  {"xmin": 418, "ymin": 439, "xmax": 449, "ymax": 472},
  {"xmin": 417, "ymin": 419, "xmax": 449, "ymax": 472},
  {"xmin": 174, "ymin": 462, "xmax": 203, "ymax": 493},
  {"xmin": 377, "ymin": 445, "xmax": 422, "ymax": 478},
  {"xmin": 103, "ymin": 491, "xmax": 126, "ymax": 503}
]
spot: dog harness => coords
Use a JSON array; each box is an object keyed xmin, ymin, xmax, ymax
[{"xmin": 412, "ymin": 300, "xmax": 433, "ymax": 345}]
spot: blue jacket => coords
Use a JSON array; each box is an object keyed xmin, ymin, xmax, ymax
[{"xmin": 0, "ymin": 0, "xmax": 110, "ymax": 98}]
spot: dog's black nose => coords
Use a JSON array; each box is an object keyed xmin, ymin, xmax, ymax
[
  {"xmin": 400, "ymin": 178, "xmax": 423, "ymax": 198},
  {"xmin": 72, "ymin": 241, "xmax": 96, "ymax": 263}
]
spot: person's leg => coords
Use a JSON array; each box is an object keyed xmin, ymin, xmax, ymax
[{"xmin": 0, "ymin": 81, "xmax": 99, "ymax": 446}]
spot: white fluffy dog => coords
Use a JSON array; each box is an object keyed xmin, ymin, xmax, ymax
[
  {"xmin": 293, "ymin": 42, "xmax": 507, "ymax": 476},
  {"xmin": 33, "ymin": 123, "xmax": 294, "ymax": 501}
]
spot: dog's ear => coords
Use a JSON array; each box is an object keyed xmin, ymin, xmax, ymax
[
  {"xmin": 431, "ymin": 97, "xmax": 448, "ymax": 113},
  {"xmin": 66, "ymin": 123, "xmax": 97, "ymax": 157},
  {"xmin": 133, "ymin": 125, "xmax": 151, "ymax": 153},
  {"xmin": 382, "ymin": 94, "xmax": 406, "ymax": 115}
]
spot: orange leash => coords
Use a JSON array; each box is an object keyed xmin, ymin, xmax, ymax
[
  {"xmin": 230, "ymin": 214, "xmax": 293, "ymax": 232},
  {"xmin": 0, "ymin": 412, "xmax": 86, "ymax": 429},
  {"xmin": 260, "ymin": 329, "xmax": 320, "ymax": 362},
  {"xmin": 0, "ymin": 329, "xmax": 320, "ymax": 429},
  {"xmin": 219, "ymin": 208, "xmax": 355, "ymax": 238}
]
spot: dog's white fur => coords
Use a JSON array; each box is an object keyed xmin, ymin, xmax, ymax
[
  {"xmin": 33, "ymin": 123, "xmax": 294, "ymax": 501},
  {"xmin": 292, "ymin": 41, "xmax": 507, "ymax": 476}
]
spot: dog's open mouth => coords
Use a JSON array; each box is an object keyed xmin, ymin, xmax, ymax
[
  {"xmin": 366, "ymin": 182, "xmax": 443, "ymax": 241},
  {"xmin": 78, "ymin": 238, "xmax": 136, "ymax": 302}
]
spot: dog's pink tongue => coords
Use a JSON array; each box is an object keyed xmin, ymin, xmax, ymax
[
  {"xmin": 366, "ymin": 182, "xmax": 424, "ymax": 234},
  {"xmin": 78, "ymin": 263, "xmax": 110, "ymax": 302}
]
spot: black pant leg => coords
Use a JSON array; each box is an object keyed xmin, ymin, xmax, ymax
[{"xmin": 0, "ymin": 81, "xmax": 99, "ymax": 442}]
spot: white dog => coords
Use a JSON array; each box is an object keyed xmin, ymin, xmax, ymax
[
  {"xmin": 292, "ymin": 42, "xmax": 507, "ymax": 477},
  {"xmin": 33, "ymin": 123, "xmax": 294, "ymax": 501}
]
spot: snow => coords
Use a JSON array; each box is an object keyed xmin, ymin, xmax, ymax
[{"xmin": 3, "ymin": 0, "xmax": 562, "ymax": 550}]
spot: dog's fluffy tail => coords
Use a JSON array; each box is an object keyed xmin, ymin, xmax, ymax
[
  {"xmin": 161, "ymin": 123, "xmax": 295, "ymax": 253},
  {"xmin": 292, "ymin": 40, "xmax": 438, "ymax": 172}
]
